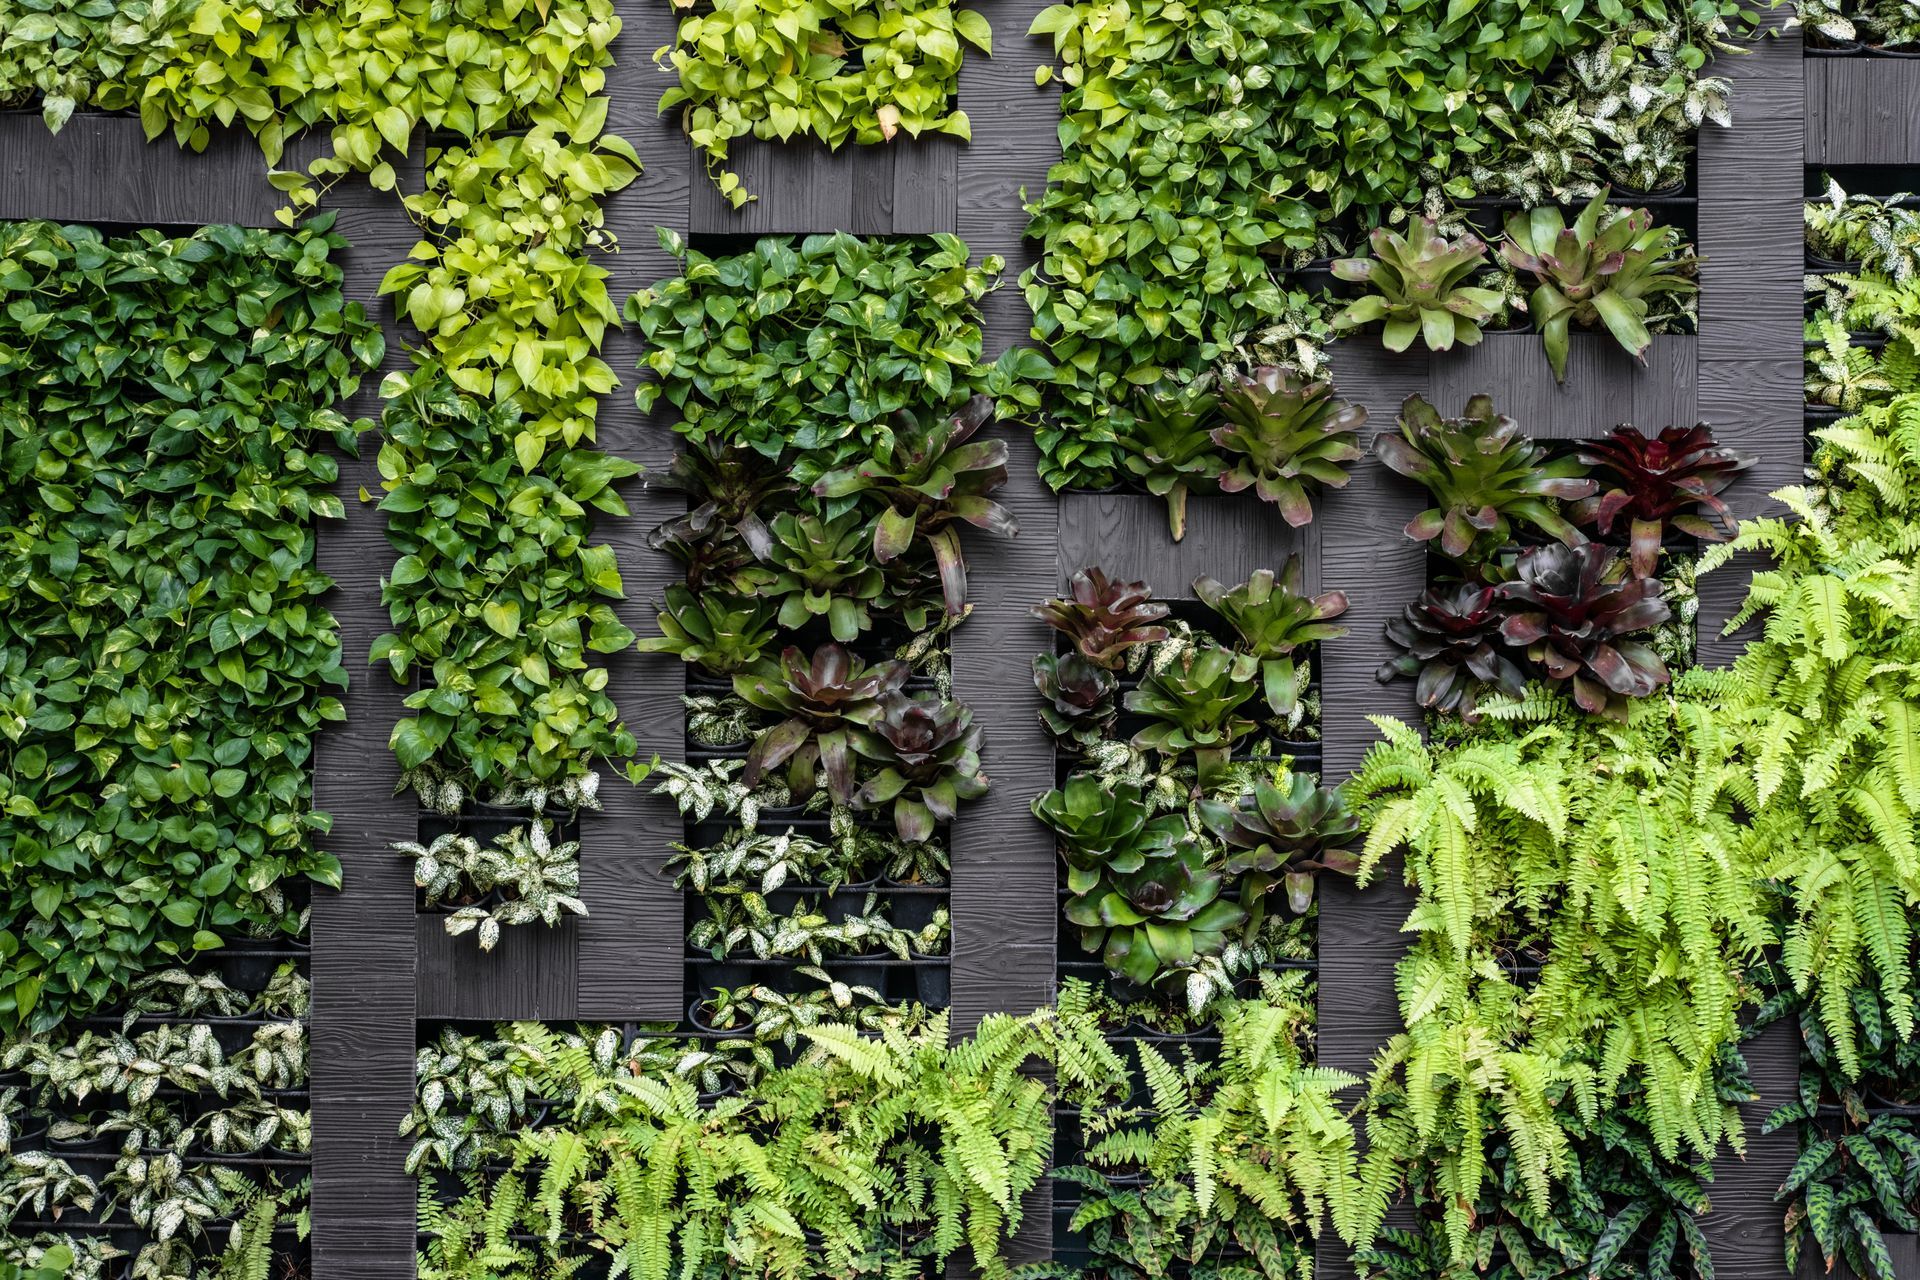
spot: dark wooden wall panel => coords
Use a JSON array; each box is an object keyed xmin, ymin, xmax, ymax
[
  {"xmin": 1697, "ymin": 19, "xmax": 1805, "ymax": 665},
  {"xmin": 686, "ymin": 137, "xmax": 961, "ymax": 234},
  {"xmin": 0, "ymin": 7, "xmax": 1833, "ymax": 1278},
  {"xmin": 575, "ymin": 0, "xmax": 696, "ymax": 1021},
  {"xmin": 1691, "ymin": 16, "xmax": 1803, "ymax": 1278},
  {"xmin": 0, "ymin": 111, "xmax": 429, "ymax": 1280},
  {"xmin": 415, "ymin": 920, "xmax": 579, "ymax": 1021},
  {"xmin": 1055, "ymin": 494, "xmax": 1313, "ymax": 596},
  {"xmin": 951, "ymin": 0, "xmax": 1058, "ymax": 1038},
  {"xmin": 311, "ymin": 162, "xmax": 427, "ymax": 1280},
  {"xmin": 1429, "ymin": 333, "xmax": 1697, "ymax": 437},
  {"xmin": 949, "ymin": 3, "xmax": 1059, "ymax": 1266},
  {"xmin": 0, "ymin": 110, "xmax": 281, "ymax": 224},
  {"xmin": 1806, "ymin": 56, "xmax": 1920, "ymax": 165},
  {"xmin": 1312, "ymin": 342, "xmax": 1431, "ymax": 1280}
]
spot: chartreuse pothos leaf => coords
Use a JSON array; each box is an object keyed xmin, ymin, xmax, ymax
[
  {"xmin": 658, "ymin": 0, "xmax": 990, "ymax": 205},
  {"xmin": 0, "ymin": 218, "xmax": 380, "ymax": 1035}
]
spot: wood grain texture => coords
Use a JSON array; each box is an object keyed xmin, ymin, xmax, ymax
[
  {"xmin": 1429, "ymin": 333, "xmax": 1697, "ymax": 437},
  {"xmin": 0, "ymin": 110, "xmax": 282, "ymax": 225},
  {"xmin": 1312, "ymin": 343, "xmax": 1429, "ymax": 1280},
  {"xmin": 1692, "ymin": 19, "xmax": 1805, "ymax": 1279},
  {"xmin": 1806, "ymin": 56, "xmax": 1920, "ymax": 165},
  {"xmin": 1705, "ymin": 1019, "xmax": 1800, "ymax": 1280},
  {"xmin": 576, "ymin": 0, "xmax": 703, "ymax": 1021},
  {"xmin": 312, "ymin": 151, "xmax": 427, "ymax": 1280},
  {"xmin": 686, "ymin": 137, "xmax": 962, "ymax": 234},
  {"xmin": 947, "ymin": 1, "xmax": 1059, "ymax": 1263},
  {"xmin": 1315, "ymin": 341, "xmax": 1432, "ymax": 782},
  {"xmin": 415, "ymin": 918, "xmax": 579, "ymax": 1020},
  {"xmin": 1055, "ymin": 494, "xmax": 1313, "ymax": 596},
  {"xmin": 950, "ymin": 0, "xmax": 1057, "ymax": 1037},
  {"xmin": 1696, "ymin": 19, "xmax": 1805, "ymax": 672}
]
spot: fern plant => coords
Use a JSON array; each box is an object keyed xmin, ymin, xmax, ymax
[{"xmin": 1058, "ymin": 989, "xmax": 1380, "ymax": 1278}]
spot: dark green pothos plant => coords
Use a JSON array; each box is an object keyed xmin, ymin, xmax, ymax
[
  {"xmin": 370, "ymin": 367, "xmax": 639, "ymax": 802},
  {"xmin": 0, "ymin": 217, "xmax": 378, "ymax": 1034}
]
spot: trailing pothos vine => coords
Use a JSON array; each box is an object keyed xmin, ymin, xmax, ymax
[{"xmin": 657, "ymin": 0, "xmax": 992, "ymax": 207}]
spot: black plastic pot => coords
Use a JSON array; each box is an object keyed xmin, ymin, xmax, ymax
[
  {"xmin": 1607, "ymin": 178, "xmax": 1687, "ymax": 202},
  {"xmin": 887, "ymin": 891, "xmax": 940, "ymax": 933},
  {"xmin": 1806, "ymin": 247, "xmax": 1864, "ymax": 274},
  {"xmin": 686, "ymin": 960, "xmax": 753, "ymax": 993},
  {"xmin": 9, "ymin": 1119, "xmax": 48, "ymax": 1153},
  {"xmin": 687, "ymin": 995, "xmax": 728, "ymax": 1034},
  {"xmin": 423, "ymin": 885, "xmax": 501, "ymax": 916},
  {"xmin": 219, "ymin": 950, "xmax": 282, "ymax": 993},
  {"xmin": 1865, "ymin": 1087, "xmax": 1920, "ymax": 1111},
  {"xmin": 914, "ymin": 963, "xmax": 950, "ymax": 1008},
  {"xmin": 829, "ymin": 958, "xmax": 889, "ymax": 991},
  {"xmin": 48, "ymin": 1129, "xmax": 120, "ymax": 1157},
  {"xmin": 211, "ymin": 1020, "xmax": 261, "ymax": 1056},
  {"xmin": 1805, "ymin": 37, "xmax": 1867, "ymax": 55}
]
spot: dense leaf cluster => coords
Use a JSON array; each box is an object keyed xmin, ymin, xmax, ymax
[
  {"xmin": 371, "ymin": 368, "xmax": 638, "ymax": 801},
  {"xmin": 658, "ymin": 0, "xmax": 991, "ymax": 206},
  {"xmin": 0, "ymin": 217, "xmax": 378, "ymax": 1034},
  {"xmin": 1041, "ymin": 979, "xmax": 1377, "ymax": 1280},
  {"xmin": 1031, "ymin": 567, "xmax": 1357, "ymax": 1007},
  {"xmin": 415, "ymin": 1007, "xmax": 1128, "ymax": 1280},
  {"xmin": 1346, "ymin": 212, "xmax": 1920, "ymax": 1272},
  {"xmin": 628, "ymin": 230, "xmax": 1047, "ymax": 477},
  {"xmin": 1021, "ymin": 0, "xmax": 1749, "ymax": 486}
]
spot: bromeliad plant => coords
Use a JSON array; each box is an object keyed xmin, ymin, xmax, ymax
[
  {"xmin": 1033, "ymin": 652, "xmax": 1119, "ymax": 748},
  {"xmin": 1496, "ymin": 543, "xmax": 1672, "ymax": 719},
  {"xmin": 1031, "ymin": 574, "xmax": 1356, "ymax": 1002},
  {"xmin": 1193, "ymin": 557, "xmax": 1348, "ymax": 724},
  {"xmin": 1117, "ymin": 381, "xmax": 1223, "ymax": 541},
  {"xmin": 812, "ymin": 394, "xmax": 1017, "ymax": 617},
  {"xmin": 850, "ymin": 693, "xmax": 989, "ymax": 841},
  {"xmin": 1572, "ymin": 425, "xmax": 1755, "ymax": 577},
  {"xmin": 1032, "ymin": 568, "xmax": 1172, "ymax": 669},
  {"xmin": 634, "ymin": 584, "xmax": 780, "ymax": 677},
  {"xmin": 642, "ymin": 437, "xmax": 786, "ymax": 590},
  {"xmin": 370, "ymin": 367, "xmax": 640, "ymax": 802},
  {"xmin": 1196, "ymin": 774, "xmax": 1360, "ymax": 916},
  {"xmin": 1036, "ymin": 778, "xmax": 1248, "ymax": 990},
  {"xmin": 1125, "ymin": 645, "xmax": 1261, "ymax": 788},
  {"xmin": 1373, "ymin": 393, "xmax": 1596, "ymax": 565},
  {"xmin": 733, "ymin": 644, "xmax": 907, "ymax": 802},
  {"xmin": 1210, "ymin": 367, "xmax": 1366, "ymax": 527},
  {"xmin": 1501, "ymin": 192, "xmax": 1700, "ymax": 382},
  {"xmin": 1332, "ymin": 219, "xmax": 1505, "ymax": 353},
  {"xmin": 1377, "ymin": 583, "xmax": 1530, "ymax": 720},
  {"xmin": 741, "ymin": 509, "xmax": 902, "ymax": 642}
]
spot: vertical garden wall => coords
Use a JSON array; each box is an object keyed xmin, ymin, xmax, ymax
[{"xmin": 8, "ymin": 2, "xmax": 1920, "ymax": 1280}]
